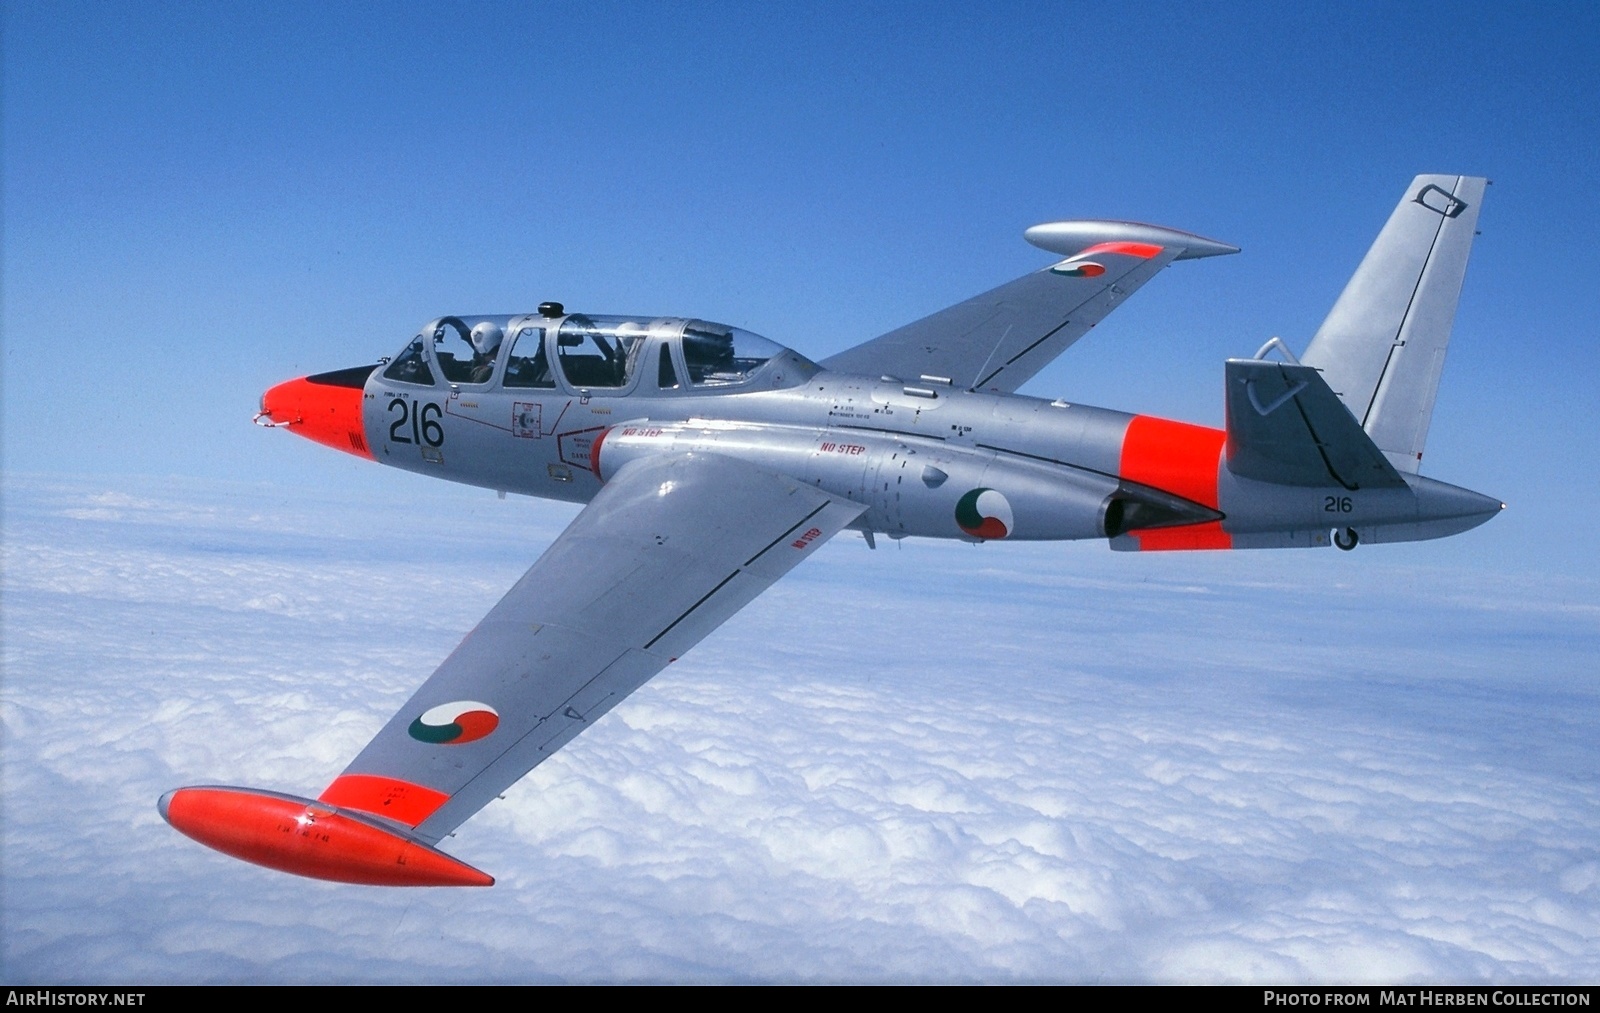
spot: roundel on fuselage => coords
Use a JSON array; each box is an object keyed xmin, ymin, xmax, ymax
[{"xmin": 955, "ymin": 488, "xmax": 1013, "ymax": 540}]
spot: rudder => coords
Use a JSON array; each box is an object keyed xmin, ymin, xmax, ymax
[{"xmin": 1300, "ymin": 174, "xmax": 1487, "ymax": 473}]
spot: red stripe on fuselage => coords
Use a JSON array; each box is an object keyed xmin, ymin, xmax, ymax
[
  {"xmin": 1119, "ymin": 415, "xmax": 1231, "ymax": 551},
  {"xmin": 319, "ymin": 774, "xmax": 450, "ymax": 827}
]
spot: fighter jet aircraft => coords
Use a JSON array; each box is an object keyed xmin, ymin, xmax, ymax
[{"xmin": 160, "ymin": 175, "xmax": 1501, "ymax": 886}]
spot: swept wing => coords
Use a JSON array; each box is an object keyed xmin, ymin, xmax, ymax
[
  {"xmin": 820, "ymin": 221, "xmax": 1238, "ymax": 392},
  {"xmin": 163, "ymin": 452, "xmax": 865, "ymax": 881}
]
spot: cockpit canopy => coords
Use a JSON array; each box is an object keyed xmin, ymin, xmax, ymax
[{"xmin": 382, "ymin": 313, "xmax": 813, "ymax": 393}]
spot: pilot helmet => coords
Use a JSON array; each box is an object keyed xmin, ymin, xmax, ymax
[{"xmin": 469, "ymin": 321, "xmax": 504, "ymax": 357}]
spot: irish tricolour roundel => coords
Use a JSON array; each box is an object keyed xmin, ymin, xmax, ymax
[
  {"xmin": 955, "ymin": 488, "xmax": 1013, "ymax": 539},
  {"xmin": 1051, "ymin": 260, "xmax": 1106, "ymax": 277},
  {"xmin": 409, "ymin": 701, "xmax": 499, "ymax": 745}
]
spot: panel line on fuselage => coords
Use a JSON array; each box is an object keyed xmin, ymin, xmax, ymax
[
  {"xmin": 443, "ymin": 397, "xmax": 515, "ymax": 433},
  {"xmin": 837, "ymin": 424, "xmax": 948, "ymax": 442}
]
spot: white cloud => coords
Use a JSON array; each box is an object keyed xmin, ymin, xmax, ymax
[{"xmin": 3, "ymin": 472, "xmax": 1598, "ymax": 982}]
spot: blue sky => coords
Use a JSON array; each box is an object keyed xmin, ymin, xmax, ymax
[
  {"xmin": 5, "ymin": 2, "xmax": 1597, "ymax": 573},
  {"xmin": 3, "ymin": 2, "xmax": 1599, "ymax": 983}
]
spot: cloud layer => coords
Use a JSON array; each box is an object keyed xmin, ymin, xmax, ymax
[{"xmin": 3, "ymin": 473, "xmax": 1597, "ymax": 982}]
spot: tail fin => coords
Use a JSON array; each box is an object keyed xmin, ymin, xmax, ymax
[
  {"xmin": 1300, "ymin": 174, "xmax": 1487, "ymax": 473},
  {"xmin": 1224, "ymin": 358, "xmax": 1408, "ymax": 490}
]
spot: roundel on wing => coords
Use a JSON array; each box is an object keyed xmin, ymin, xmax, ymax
[
  {"xmin": 955, "ymin": 488, "xmax": 1013, "ymax": 540},
  {"xmin": 1051, "ymin": 260, "xmax": 1106, "ymax": 278},
  {"xmin": 409, "ymin": 701, "xmax": 500, "ymax": 745}
]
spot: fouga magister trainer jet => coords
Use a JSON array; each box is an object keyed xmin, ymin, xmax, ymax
[{"xmin": 161, "ymin": 175, "xmax": 1501, "ymax": 886}]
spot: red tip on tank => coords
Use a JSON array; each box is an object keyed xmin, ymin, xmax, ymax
[
  {"xmin": 159, "ymin": 786, "xmax": 492, "ymax": 887},
  {"xmin": 260, "ymin": 376, "xmax": 375, "ymax": 460}
]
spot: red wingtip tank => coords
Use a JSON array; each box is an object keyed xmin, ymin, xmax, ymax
[{"xmin": 159, "ymin": 786, "xmax": 493, "ymax": 887}]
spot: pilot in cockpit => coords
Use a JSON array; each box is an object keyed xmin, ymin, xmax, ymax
[{"xmin": 468, "ymin": 321, "xmax": 504, "ymax": 384}]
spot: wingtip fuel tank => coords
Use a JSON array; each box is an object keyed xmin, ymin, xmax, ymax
[
  {"xmin": 160, "ymin": 786, "xmax": 493, "ymax": 887},
  {"xmin": 1023, "ymin": 220, "xmax": 1241, "ymax": 260}
]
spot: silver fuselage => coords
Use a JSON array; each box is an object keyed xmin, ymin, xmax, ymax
[{"xmin": 353, "ymin": 317, "xmax": 1496, "ymax": 551}]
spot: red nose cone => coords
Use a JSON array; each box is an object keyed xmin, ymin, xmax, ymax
[{"xmin": 261, "ymin": 375, "xmax": 374, "ymax": 460}]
